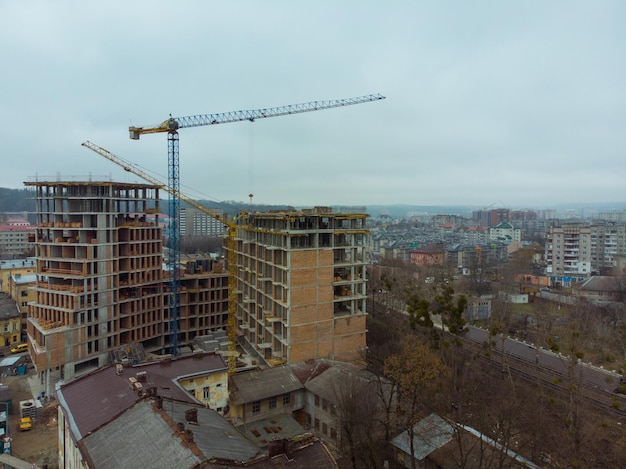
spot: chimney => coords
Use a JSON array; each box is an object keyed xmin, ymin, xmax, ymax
[
  {"xmin": 184, "ymin": 429, "xmax": 194, "ymax": 444},
  {"xmin": 176, "ymin": 422, "xmax": 185, "ymax": 433},
  {"xmin": 155, "ymin": 396, "xmax": 163, "ymax": 409}
]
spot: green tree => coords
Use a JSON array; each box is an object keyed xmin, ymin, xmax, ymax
[
  {"xmin": 433, "ymin": 284, "xmax": 467, "ymax": 334},
  {"xmin": 406, "ymin": 292, "xmax": 432, "ymax": 330}
]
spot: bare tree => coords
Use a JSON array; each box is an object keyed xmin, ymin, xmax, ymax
[
  {"xmin": 384, "ymin": 336, "xmax": 451, "ymax": 469},
  {"xmin": 331, "ymin": 369, "xmax": 391, "ymax": 469}
]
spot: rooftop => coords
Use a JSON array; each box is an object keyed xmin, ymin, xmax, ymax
[
  {"xmin": 0, "ymin": 293, "xmax": 19, "ymax": 320},
  {"xmin": 57, "ymin": 352, "xmax": 227, "ymax": 439}
]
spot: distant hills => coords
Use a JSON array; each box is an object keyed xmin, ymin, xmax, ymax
[
  {"xmin": 0, "ymin": 188, "xmax": 36, "ymax": 212},
  {"xmin": 0, "ymin": 187, "xmax": 623, "ymax": 219}
]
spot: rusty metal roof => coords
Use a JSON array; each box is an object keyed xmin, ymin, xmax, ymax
[{"xmin": 57, "ymin": 352, "xmax": 227, "ymax": 439}]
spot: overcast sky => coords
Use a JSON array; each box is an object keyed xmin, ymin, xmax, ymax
[{"xmin": 1, "ymin": 1, "xmax": 624, "ymax": 209}]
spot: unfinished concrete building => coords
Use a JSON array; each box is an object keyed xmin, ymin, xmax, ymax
[
  {"xmin": 235, "ymin": 207, "xmax": 368, "ymax": 365},
  {"xmin": 24, "ymin": 181, "xmax": 229, "ymax": 392}
]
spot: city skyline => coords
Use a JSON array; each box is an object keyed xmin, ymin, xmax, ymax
[{"xmin": 1, "ymin": 1, "xmax": 624, "ymax": 207}]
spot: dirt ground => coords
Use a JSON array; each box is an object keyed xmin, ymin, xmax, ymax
[{"xmin": 3, "ymin": 370, "xmax": 58, "ymax": 468}]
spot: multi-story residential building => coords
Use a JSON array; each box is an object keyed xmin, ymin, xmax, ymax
[
  {"xmin": 24, "ymin": 181, "xmax": 230, "ymax": 395},
  {"xmin": 458, "ymin": 226, "xmax": 490, "ymax": 244},
  {"xmin": 0, "ymin": 218, "xmax": 36, "ymax": 259},
  {"xmin": 409, "ymin": 243, "xmax": 446, "ymax": 267},
  {"xmin": 590, "ymin": 224, "xmax": 626, "ymax": 274},
  {"xmin": 0, "ymin": 292, "xmax": 21, "ymax": 347},
  {"xmin": 489, "ymin": 222, "xmax": 521, "ymax": 244},
  {"xmin": 598, "ymin": 211, "xmax": 626, "ymax": 223},
  {"xmin": 25, "ymin": 181, "xmax": 165, "ymax": 387},
  {"xmin": 545, "ymin": 225, "xmax": 592, "ymax": 278},
  {"xmin": 0, "ymin": 258, "xmax": 36, "ymax": 293},
  {"xmin": 7, "ymin": 272, "xmax": 37, "ymax": 339},
  {"xmin": 180, "ymin": 206, "xmax": 225, "ymax": 237},
  {"xmin": 536, "ymin": 209, "xmax": 557, "ymax": 220},
  {"xmin": 447, "ymin": 242, "xmax": 508, "ymax": 274},
  {"xmin": 546, "ymin": 223, "xmax": 626, "ymax": 278},
  {"xmin": 234, "ymin": 207, "xmax": 368, "ymax": 365},
  {"xmin": 472, "ymin": 208, "xmax": 510, "ymax": 228}
]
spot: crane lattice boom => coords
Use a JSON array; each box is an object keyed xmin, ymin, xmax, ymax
[
  {"xmin": 129, "ymin": 94, "xmax": 385, "ymax": 139},
  {"xmin": 81, "ymin": 141, "xmax": 227, "ymax": 224}
]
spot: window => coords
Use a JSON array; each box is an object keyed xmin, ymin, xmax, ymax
[
  {"xmin": 314, "ymin": 395, "xmax": 320, "ymax": 407},
  {"xmin": 21, "ymin": 291, "xmax": 27, "ymax": 297},
  {"xmin": 203, "ymin": 387, "xmax": 210, "ymax": 400},
  {"xmin": 322, "ymin": 399, "xmax": 328, "ymax": 411},
  {"xmin": 269, "ymin": 397, "xmax": 276, "ymax": 409},
  {"xmin": 330, "ymin": 427, "xmax": 337, "ymax": 440},
  {"xmin": 252, "ymin": 401, "xmax": 260, "ymax": 414},
  {"xmin": 322, "ymin": 423, "xmax": 328, "ymax": 435},
  {"xmin": 314, "ymin": 418, "xmax": 320, "ymax": 430},
  {"xmin": 283, "ymin": 393, "xmax": 290, "ymax": 405}
]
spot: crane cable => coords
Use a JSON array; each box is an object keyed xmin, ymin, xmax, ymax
[{"xmin": 248, "ymin": 122, "xmax": 255, "ymax": 206}]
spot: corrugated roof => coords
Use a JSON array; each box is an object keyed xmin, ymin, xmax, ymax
[
  {"xmin": 229, "ymin": 366, "xmax": 303, "ymax": 405},
  {"xmin": 81, "ymin": 401, "xmax": 201, "ymax": 469},
  {"xmin": 303, "ymin": 360, "xmax": 371, "ymax": 402},
  {"xmin": 57, "ymin": 352, "xmax": 227, "ymax": 439},
  {"xmin": 579, "ymin": 276, "xmax": 623, "ymax": 292},
  {"xmin": 391, "ymin": 413, "xmax": 453, "ymax": 461},
  {"xmin": 237, "ymin": 413, "xmax": 305, "ymax": 448},
  {"xmin": 0, "ymin": 294, "xmax": 19, "ymax": 320},
  {"xmin": 166, "ymin": 400, "xmax": 262, "ymax": 463}
]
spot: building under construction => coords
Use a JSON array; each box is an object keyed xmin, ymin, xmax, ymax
[
  {"xmin": 235, "ymin": 207, "xmax": 368, "ymax": 365},
  {"xmin": 25, "ymin": 181, "xmax": 228, "ymax": 391}
]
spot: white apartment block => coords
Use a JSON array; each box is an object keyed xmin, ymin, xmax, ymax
[
  {"xmin": 180, "ymin": 207, "xmax": 225, "ymax": 237},
  {"xmin": 489, "ymin": 222, "xmax": 521, "ymax": 244}
]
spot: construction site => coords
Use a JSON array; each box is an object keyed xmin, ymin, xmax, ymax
[{"xmin": 23, "ymin": 95, "xmax": 384, "ymax": 397}]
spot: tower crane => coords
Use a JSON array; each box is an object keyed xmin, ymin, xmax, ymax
[
  {"xmin": 124, "ymin": 93, "xmax": 385, "ymax": 364},
  {"xmin": 82, "ymin": 140, "xmax": 243, "ymax": 371}
]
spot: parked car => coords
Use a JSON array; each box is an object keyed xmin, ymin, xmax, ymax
[
  {"xmin": 11, "ymin": 343, "xmax": 28, "ymax": 353},
  {"xmin": 19, "ymin": 417, "xmax": 32, "ymax": 431}
]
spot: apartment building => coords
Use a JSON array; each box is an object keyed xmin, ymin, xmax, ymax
[
  {"xmin": 24, "ymin": 181, "xmax": 165, "ymax": 387},
  {"xmin": 0, "ymin": 218, "xmax": 35, "ymax": 259},
  {"xmin": 0, "ymin": 258, "xmax": 36, "ymax": 293},
  {"xmin": 489, "ymin": 222, "xmax": 521, "ymax": 244},
  {"xmin": 24, "ymin": 181, "xmax": 230, "ymax": 395},
  {"xmin": 7, "ymin": 272, "xmax": 37, "ymax": 339},
  {"xmin": 180, "ymin": 206, "xmax": 225, "ymax": 237},
  {"xmin": 234, "ymin": 207, "xmax": 368, "ymax": 365},
  {"xmin": 0, "ymin": 292, "xmax": 21, "ymax": 347},
  {"xmin": 546, "ymin": 223, "xmax": 626, "ymax": 278},
  {"xmin": 590, "ymin": 224, "xmax": 626, "ymax": 274},
  {"xmin": 545, "ymin": 225, "xmax": 592, "ymax": 277},
  {"xmin": 472, "ymin": 208, "xmax": 510, "ymax": 228}
]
